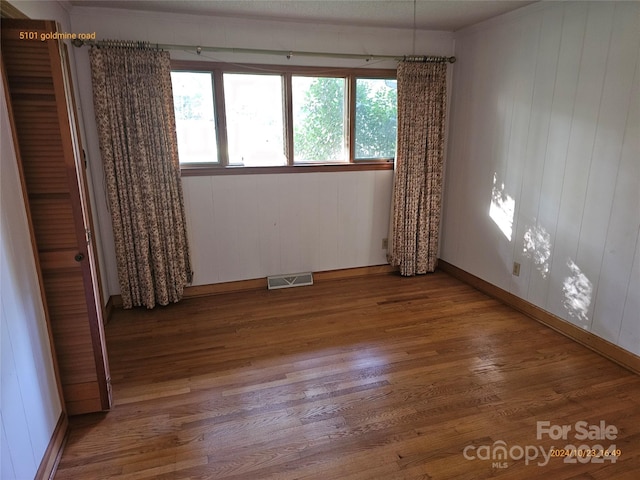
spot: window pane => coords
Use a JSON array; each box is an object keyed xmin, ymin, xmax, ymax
[
  {"xmin": 292, "ymin": 76, "xmax": 347, "ymax": 163},
  {"xmin": 171, "ymin": 71, "xmax": 218, "ymax": 163},
  {"xmin": 355, "ymin": 78, "xmax": 397, "ymax": 160},
  {"xmin": 223, "ymin": 73, "xmax": 286, "ymax": 166}
]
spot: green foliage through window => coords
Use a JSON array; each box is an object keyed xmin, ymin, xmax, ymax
[
  {"xmin": 355, "ymin": 79, "xmax": 397, "ymax": 159},
  {"xmin": 171, "ymin": 64, "xmax": 397, "ymax": 167},
  {"xmin": 293, "ymin": 77, "xmax": 346, "ymax": 162}
]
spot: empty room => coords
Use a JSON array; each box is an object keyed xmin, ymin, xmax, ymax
[{"xmin": 1, "ymin": 0, "xmax": 639, "ymax": 479}]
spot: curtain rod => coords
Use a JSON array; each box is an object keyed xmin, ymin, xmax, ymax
[{"xmin": 70, "ymin": 38, "xmax": 456, "ymax": 64}]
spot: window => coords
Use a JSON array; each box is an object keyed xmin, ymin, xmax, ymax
[
  {"xmin": 171, "ymin": 71, "xmax": 217, "ymax": 164},
  {"xmin": 224, "ymin": 73, "xmax": 286, "ymax": 166},
  {"xmin": 292, "ymin": 76, "xmax": 347, "ymax": 163},
  {"xmin": 170, "ymin": 61, "xmax": 396, "ymax": 173},
  {"xmin": 355, "ymin": 78, "xmax": 397, "ymax": 160}
]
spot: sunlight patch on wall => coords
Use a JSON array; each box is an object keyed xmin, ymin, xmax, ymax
[
  {"xmin": 523, "ymin": 223, "xmax": 551, "ymax": 278},
  {"xmin": 562, "ymin": 259, "xmax": 593, "ymax": 329},
  {"xmin": 490, "ymin": 173, "xmax": 515, "ymax": 241}
]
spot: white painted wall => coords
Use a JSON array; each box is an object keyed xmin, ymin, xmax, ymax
[
  {"xmin": 183, "ymin": 171, "xmax": 393, "ymax": 285},
  {"xmin": 67, "ymin": 7, "xmax": 454, "ymax": 295},
  {"xmin": 1, "ymin": 65, "xmax": 62, "ymax": 480},
  {"xmin": 442, "ymin": 1, "xmax": 640, "ymax": 355}
]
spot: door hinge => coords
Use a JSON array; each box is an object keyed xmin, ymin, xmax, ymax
[{"xmin": 86, "ymin": 228, "xmax": 92, "ymax": 245}]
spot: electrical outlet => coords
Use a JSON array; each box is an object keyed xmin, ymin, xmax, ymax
[
  {"xmin": 512, "ymin": 262, "xmax": 521, "ymax": 276},
  {"xmin": 382, "ymin": 238, "xmax": 388, "ymax": 249}
]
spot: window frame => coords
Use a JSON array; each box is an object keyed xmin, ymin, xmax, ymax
[
  {"xmin": 171, "ymin": 60, "xmax": 396, "ymax": 176},
  {"xmin": 352, "ymin": 77, "xmax": 398, "ymax": 162}
]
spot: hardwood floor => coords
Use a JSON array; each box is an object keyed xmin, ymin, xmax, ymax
[{"xmin": 55, "ymin": 271, "xmax": 640, "ymax": 479}]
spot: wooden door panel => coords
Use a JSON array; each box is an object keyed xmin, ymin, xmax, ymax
[
  {"xmin": 44, "ymin": 272, "xmax": 97, "ymax": 387},
  {"xmin": 22, "ymin": 166, "xmax": 69, "ymax": 195},
  {"xmin": 9, "ymin": 86, "xmax": 69, "ymax": 193},
  {"xmin": 29, "ymin": 199, "xmax": 78, "ymax": 250},
  {"xmin": 65, "ymin": 391, "xmax": 103, "ymax": 416},
  {"xmin": 2, "ymin": 18, "xmax": 111, "ymax": 414},
  {"xmin": 57, "ymin": 353, "xmax": 97, "ymax": 384},
  {"xmin": 40, "ymin": 250, "xmax": 81, "ymax": 270}
]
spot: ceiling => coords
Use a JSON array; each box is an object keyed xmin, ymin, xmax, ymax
[{"xmin": 66, "ymin": 0, "xmax": 537, "ymax": 32}]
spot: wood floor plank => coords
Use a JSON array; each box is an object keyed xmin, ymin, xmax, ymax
[{"xmin": 55, "ymin": 271, "xmax": 640, "ymax": 479}]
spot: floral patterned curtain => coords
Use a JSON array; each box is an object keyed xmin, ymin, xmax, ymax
[
  {"xmin": 388, "ymin": 61, "xmax": 447, "ymax": 276},
  {"xmin": 89, "ymin": 47, "xmax": 192, "ymax": 308}
]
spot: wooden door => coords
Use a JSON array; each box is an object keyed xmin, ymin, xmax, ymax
[{"xmin": 1, "ymin": 18, "xmax": 111, "ymax": 415}]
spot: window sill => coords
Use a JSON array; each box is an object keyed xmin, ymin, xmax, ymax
[{"xmin": 180, "ymin": 162, "xmax": 394, "ymax": 176}]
